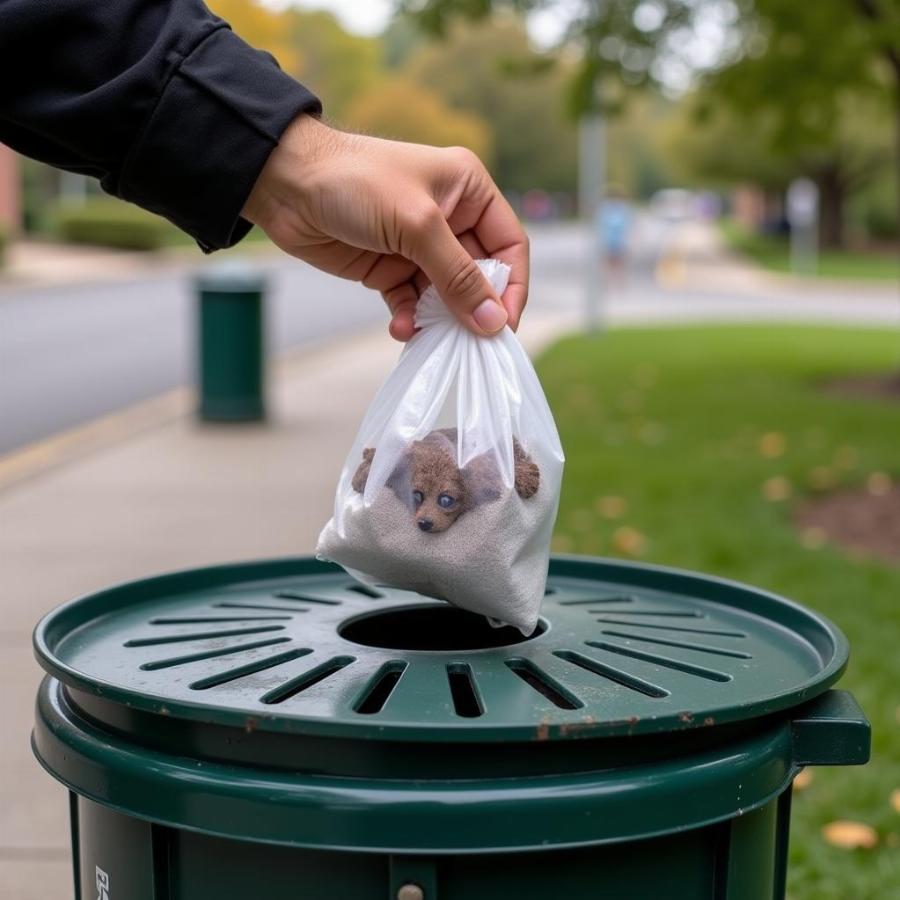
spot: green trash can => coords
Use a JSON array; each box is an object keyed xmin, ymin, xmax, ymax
[
  {"xmin": 32, "ymin": 556, "xmax": 870, "ymax": 900},
  {"xmin": 195, "ymin": 261, "xmax": 266, "ymax": 422}
]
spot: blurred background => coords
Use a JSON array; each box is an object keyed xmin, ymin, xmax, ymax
[{"xmin": 1, "ymin": 2, "xmax": 899, "ymax": 899}]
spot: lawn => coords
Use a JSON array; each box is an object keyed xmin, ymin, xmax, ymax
[
  {"xmin": 721, "ymin": 219, "xmax": 899, "ymax": 281},
  {"xmin": 536, "ymin": 325, "xmax": 900, "ymax": 900}
]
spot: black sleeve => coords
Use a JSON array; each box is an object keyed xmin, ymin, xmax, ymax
[{"xmin": 0, "ymin": 0, "xmax": 322, "ymax": 251}]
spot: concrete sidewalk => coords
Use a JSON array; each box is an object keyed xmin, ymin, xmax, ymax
[{"xmin": 0, "ymin": 312, "xmax": 575, "ymax": 899}]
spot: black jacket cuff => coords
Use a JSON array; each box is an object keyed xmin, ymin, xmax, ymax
[{"xmin": 117, "ymin": 26, "xmax": 321, "ymax": 251}]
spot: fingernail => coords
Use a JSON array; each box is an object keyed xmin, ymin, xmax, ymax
[{"xmin": 473, "ymin": 299, "xmax": 508, "ymax": 333}]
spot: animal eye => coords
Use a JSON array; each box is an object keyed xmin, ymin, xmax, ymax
[
  {"xmin": 412, "ymin": 490, "xmax": 424, "ymax": 506},
  {"xmin": 438, "ymin": 493, "xmax": 456, "ymax": 509}
]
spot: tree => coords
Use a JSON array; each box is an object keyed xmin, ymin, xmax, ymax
[
  {"xmin": 206, "ymin": 0, "xmax": 298, "ymax": 72},
  {"xmin": 343, "ymin": 77, "xmax": 492, "ymax": 161},
  {"xmin": 400, "ymin": 0, "xmax": 900, "ymax": 248},
  {"xmin": 284, "ymin": 9, "xmax": 385, "ymax": 121},
  {"xmin": 405, "ymin": 18, "xmax": 578, "ymax": 193}
]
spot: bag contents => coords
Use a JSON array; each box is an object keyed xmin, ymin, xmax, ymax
[{"xmin": 316, "ymin": 259, "xmax": 564, "ymax": 634}]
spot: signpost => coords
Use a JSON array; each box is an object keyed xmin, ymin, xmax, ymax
[
  {"xmin": 578, "ymin": 111, "xmax": 605, "ymax": 332},
  {"xmin": 786, "ymin": 177, "xmax": 819, "ymax": 276}
]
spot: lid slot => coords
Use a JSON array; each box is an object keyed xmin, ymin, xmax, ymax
[
  {"xmin": 600, "ymin": 630, "xmax": 752, "ymax": 660},
  {"xmin": 261, "ymin": 656, "xmax": 356, "ymax": 704},
  {"xmin": 353, "ymin": 661, "xmax": 408, "ymax": 715},
  {"xmin": 588, "ymin": 609, "xmax": 702, "ymax": 617},
  {"xmin": 585, "ymin": 641, "xmax": 731, "ymax": 683},
  {"xmin": 190, "ymin": 648, "xmax": 313, "ymax": 690},
  {"xmin": 447, "ymin": 664, "xmax": 483, "ymax": 718},
  {"xmin": 558, "ymin": 596, "xmax": 635, "ymax": 606},
  {"xmin": 346, "ymin": 584, "xmax": 384, "ymax": 599},
  {"xmin": 594, "ymin": 619, "xmax": 747, "ymax": 638},
  {"xmin": 124, "ymin": 625, "xmax": 285, "ymax": 647},
  {"xmin": 140, "ymin": 637, "xmax": 292, "ymax": 671},
  {"xmin": 554, "ymin": 650, "xmax": 668, "ymax": 699},
  {"xmin": 273, "ymin": 592, "xmax": 342, "ymax": 606},
  {"xmin": 150, "ymin": 616, "xmax": 291, "ymax": 624},
  {"xmin": 505, "ymin": 658, "xmax": 582, "ymax": 710},
  {"xmin": 214, "ymin": 602, "xmax": 310, "ymax": 613}
]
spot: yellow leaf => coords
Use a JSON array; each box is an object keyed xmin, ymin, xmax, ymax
[
  {"xmin": 612, "ymin": 526, "xmax": 646, "ymax": 557},
  {"xmin": 762, "ymin": 476, "xmax": 792, "ymax": 502},
  {"xmin": 867, "ymin": 472, "xmax": 892, "ymax": 497},
  {"xmin": 759, "ymin": 432, "xmax": 786, "ymax": 458},
  {"xmin": 807, "ymin": 467, "xmax": 836, "ymax": 491},
  {"xmin": 800, "ymin": 528, "xmax": 827, "ymax": 550},
  {"xmin": 595, "ymin": 495, "xmax": 628, "ymax": 519},
  {"xmin": 793, "ymin": 769, "xmax": 813, "ymax": 791},
  {"xmin": 891, "ymin": 789, "xmax": 900, "ymax": 815},
  {"xmin": 822, "ymin": 820, "xmax": 878, "ymax": 850}
]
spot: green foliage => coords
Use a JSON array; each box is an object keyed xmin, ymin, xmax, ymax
[
  {"xmin": 537, "ymin": 325, "xmax": 900, "ymax": 900},
  {"xmin": 406, "ymin": 19, "xmax": 578, "ymax": 192},
  {"xmin": 287, "ymin": 9, "xmax": 385, "ymax": 121},
  {"xmin": 54, "ymin": 199, "xmax": 171, "ymax": 251},
  {"xmin": 721, "ymin": 219, "xmax": 899, "ymax": 280},
  {"xmin": 344, "ymin": 76, "xmax": 492, "ymax": 160}
]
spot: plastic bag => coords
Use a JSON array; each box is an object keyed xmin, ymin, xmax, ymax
[{"xmin": 316, "ymin": 259, "xmax": 564, "ymax": 634}]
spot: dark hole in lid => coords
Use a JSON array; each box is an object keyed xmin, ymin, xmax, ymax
[
  {"xmin": 353, "ymin": 661, "xmax": 407, "ymax": 714},
  {"xmin": 447, "ymin": 663, "xmax": 483, "ymax": 717},
  {"xmin": 339, "ymin": 605, "xmax": 546, "ymax": 651}
]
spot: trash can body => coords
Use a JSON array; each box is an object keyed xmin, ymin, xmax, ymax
[
  {"xmin": 33, "ymin": 556, "xmax": 870, "ymax": 900},
  {"xmin": 196, "ymin": 264, "xmax": 265, "ymax": 421}
]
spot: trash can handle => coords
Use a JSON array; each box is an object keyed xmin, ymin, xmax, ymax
[{"xmin": 791, "ymin": 689, "xmax": 871, "ymax": 767}]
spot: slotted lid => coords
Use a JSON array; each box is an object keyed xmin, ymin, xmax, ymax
[{"xmin": 35, "ymin": 556, "xmax": 848, "ymax": 746}]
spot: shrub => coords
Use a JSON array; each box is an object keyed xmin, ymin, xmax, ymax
[{"xmin": 54, "ymin": 198, "xmax": 172, "ymax": 251}]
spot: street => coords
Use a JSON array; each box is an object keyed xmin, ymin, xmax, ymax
[{"xmin": 1, "ymin": 216, "xmax": 898, "ymax": 455}]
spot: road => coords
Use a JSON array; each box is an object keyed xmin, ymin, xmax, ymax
[{"xmin": 1, "ymin": 217, "xmax": 897, "ymax": 455}]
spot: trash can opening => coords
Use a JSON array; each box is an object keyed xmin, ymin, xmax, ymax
[{"xmin": 338, "ymin": 604, "xmax": 548, "ymax": 651}]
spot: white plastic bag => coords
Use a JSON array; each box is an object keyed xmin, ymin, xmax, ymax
[{"xmin": 316, "ymin": 259, "xmax": 564, "ymax": 634}]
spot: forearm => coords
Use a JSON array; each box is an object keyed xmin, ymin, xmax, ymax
[{"xmin": 0, "ymin": 0, "xmax": 320, "ymax": 249}]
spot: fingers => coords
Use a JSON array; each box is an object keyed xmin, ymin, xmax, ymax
[
  {"xmin": 405, "ymin": 206, "xmax": 508, "ymax": 336},
  {"xmin": 382, "ymin": 282, "xmax": 418, "ymax": 342},
  {"xmin": 472, "ymin": 192, "xmax": 529, "ymax": 331},
  {"xmin": 382, "ymin": 230, "xmax": 490, "ymax": 342}
]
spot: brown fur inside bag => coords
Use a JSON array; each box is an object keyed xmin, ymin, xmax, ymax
[{"xmin": 351, "ymin": 428, "xmax": 540, "ymax": 533}]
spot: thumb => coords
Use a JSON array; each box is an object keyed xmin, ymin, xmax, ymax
[{"xmin": 407, "ymin": 207, "xmax": 508, "ymax": 335}]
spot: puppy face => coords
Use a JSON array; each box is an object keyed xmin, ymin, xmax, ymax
[{"xmin": 407, "ymin": 438, "xmax": 467, "ymax": 533}]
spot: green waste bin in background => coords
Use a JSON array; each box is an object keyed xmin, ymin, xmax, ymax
[
  {"xmin": 32, "ymin": 556, "xmax": 870, "ymax": 900},
  {"xmin": 195, "ymin": 262, "xmax": 266, "ymax": 422}
]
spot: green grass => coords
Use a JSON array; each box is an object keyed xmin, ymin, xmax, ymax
[
  {"xmin": 721, "ymin": 219, "xmax": 899, "ymax": 281},
  {"xmin": 536, "ymin": 325, "xmax": 900, "ymax": 900}
]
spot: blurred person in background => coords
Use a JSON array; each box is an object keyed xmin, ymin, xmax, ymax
[
  {"xmin": 0, "ymin": 0, "xmax": 528, "ymax": 343},
  {"xmin": 595, "ymin": 187, "xmax": 633, "ymax": 292}
]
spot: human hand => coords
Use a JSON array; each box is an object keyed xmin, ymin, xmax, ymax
[{"xmin": 242, "ymin": 115, "xmax": 528, "ymax": 341}]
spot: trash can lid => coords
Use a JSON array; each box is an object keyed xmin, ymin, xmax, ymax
[
  {"xmin": 194, "ymin": 258, "xmax": 267, "ymax": 293},
  {"xmin": 34, "ymin": 556, "xmax": 848, "ymax": 748}
]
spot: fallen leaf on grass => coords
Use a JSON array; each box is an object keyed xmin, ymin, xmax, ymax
[
  {"xmin": 793, "ymin": 770, "xmax": 813, "ymax": 791},
  {"xmin": 762, "ymin": 476, "xmax": 792, "ymax": 502},
  {"xmin": 807, "ymin": 467, "xmax": 837, "ymax": 491},
  {"xmin": 800, "ymin": 528, "xmax": 827, "ymax": 550},
  {"xmin": 595, "ymin": 495, "xmax": 627, "ymax": 519},
  {"xmin": 822, "ymin": 820, "xmax": 878, "ymax": 850},
  {"xmin": 833, "ymin": 446, "xmax": 859, "ymax": 470},
  {"xmin": 891, "ymin": 789, "xmax": 900, "ymax": 815},
  {"xmin": 867, "ymin": 472, "xmax": 892, "ymax": 497},
  {"xmin": 759, "ymin": 432, "xmax": 786, "ymax": 458},
  {"xmin": 612, "ymin": 526, "xmax": 646, "ymax": 557}
]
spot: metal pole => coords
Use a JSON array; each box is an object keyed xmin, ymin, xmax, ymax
[{"xmin": 579, "ymin": 110, "xmax": 605, "ymax": 332}]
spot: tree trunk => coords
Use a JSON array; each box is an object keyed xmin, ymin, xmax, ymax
[{"xmin": 815, "ymin": 167, "xmax": 845, "ymax": 250}]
